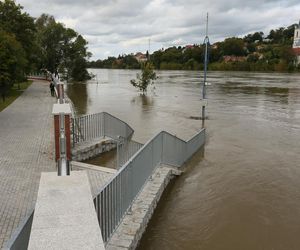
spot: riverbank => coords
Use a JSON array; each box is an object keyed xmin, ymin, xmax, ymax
[{"xmin": 88, "ymin": 64, "xmax": 300, "ymax": 73}]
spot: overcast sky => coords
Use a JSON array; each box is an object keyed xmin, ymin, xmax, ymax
[{"xmin": 17, "ymin": 0, "xmax": 300, "ymax": 60}]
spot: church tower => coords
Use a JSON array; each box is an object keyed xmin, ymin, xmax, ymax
[
  {"xmin": 293, "ymin": 21, "xmax": 300, "ymax": 48},
  {"xmin": 293, "ymin": 21, "xmax": 300, "ymax": 64}
]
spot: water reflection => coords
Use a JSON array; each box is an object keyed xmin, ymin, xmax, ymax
[
  {"xmin": 65, "ymin": 83, "xmax": 88, "ymax": 115},
  {"xmin": 84, "ymin": 149, "xmax": 116, "ymax": 169},
  {"xmin": 131, "ymin": 94, "xmax": 154, "ymax": 110}
]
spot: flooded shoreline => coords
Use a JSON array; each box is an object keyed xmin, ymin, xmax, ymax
[{"xmin": 67, "ymin": 69, "xmax": 300, "ymax": 250}]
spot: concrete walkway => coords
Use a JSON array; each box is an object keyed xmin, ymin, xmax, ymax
[{"xmin": 0, "ymin": 80, "xmax": 56, "ymax": 248}]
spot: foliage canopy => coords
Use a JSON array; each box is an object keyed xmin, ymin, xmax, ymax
[{"xmin": 0, "ymin": 0, "xmax": 91, "ymax": 102}]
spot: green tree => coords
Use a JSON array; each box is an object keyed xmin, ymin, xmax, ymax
[
  {"xmin": 161, "ymin": 47, "xmax": 183, "ymax": 64},
  {"xmin": 130, "ymin": 62, "xmax": 157, "ymax": 93},
  {"xmin": 35, "ymin": 14, "xmax": 91, "ymax": 81},
  {"xmin": 244, "ymin": 32, "xmax": 263, "ymax": 43},
  {"xmin": 0, "ymin": 30, "xmax": 26, "ymax": 101},
  {"xmin": 267, "ymin": 26, "xmax": 294, "ymax": 44},
  {"xmin": 66, "ymin": 34, "xmax": 91, "ymax": 80},
  {"xmin": 122, "ymin": 55, "xmax": 140, "ymax": 69},
  {"xmin": 221, "ymin": 37, "xmax": 246, "ymax": 56},
  {"xmin": 0, "ymin": 0, "xmax": 35, "ymax": 73},
  {"xmin": 151, "ymin": 50, "xmax": 163, "ymax": 69}
]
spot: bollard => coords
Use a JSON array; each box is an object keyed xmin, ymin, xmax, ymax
[{"xmin": 56, "ymin": 82, "xmax": 64, "ymax": 104}]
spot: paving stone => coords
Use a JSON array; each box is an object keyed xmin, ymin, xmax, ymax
[
  {"xmin": 0, "ymin": 81, "xmax": 56, "ymax": 248},
  {"xmin": 0, "ymin": 81, "xmax": 116, "ymax": 249}
]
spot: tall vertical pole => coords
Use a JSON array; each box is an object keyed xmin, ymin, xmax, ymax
[
  {"xmin": 148, "ymin": 38, "xmax": 151, "ymax": 61},
  {"xmin": 202, "ymin": 13, "xmax": 209, "ymax": 126}
]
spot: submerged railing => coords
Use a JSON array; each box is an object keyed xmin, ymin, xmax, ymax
[
  {"xmin": 72, "ymin": 112, "xmax": 134, "ymax": 146},
  {"xmin": 93, "ymin": 128, "xmax": 205, "ymax": 243}
]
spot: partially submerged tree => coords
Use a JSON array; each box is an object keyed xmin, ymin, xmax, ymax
[
  {"xmin": 35, "ymin": 14, "xmax": 91, "ymax": 81},
  {"xmin": 130, "ymin": 62, "xmax": 157, "ymax": 93}
]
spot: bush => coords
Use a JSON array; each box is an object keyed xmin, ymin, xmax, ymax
[{"xmin": 130, "ymin": 62, "xmax": 157, "ymax": 93}]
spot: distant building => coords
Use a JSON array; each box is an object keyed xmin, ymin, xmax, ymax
[
  {"xmin": 185, "ymin": 45, "xmax": 195, "ymax": 49},
  {"xmin": 223, "ymin": 55, "xmax": 246, "ymax": 63},
  {"xmin": 212, "ymin": 43, "xmax": 219, "ymax": 49},
  {"xmin": 135, "ymin": 52, "xmax": 147, "ymax": 62},
  {"xmin": 182, "ymin": 44, "xmax": 196, "ymax": 53},
  {"xmin": 293, "ymin": 20, "xmax": 300, "ymax": 65},
  {"xmin": 252, "ymin": 52, "xmax": 264, "ymax": 60},
  {"xmin": 262, "ymin": 38, "xmax": 272, "ymax": 43},
  {"xmin": 256, "ymin": 45, "xmax": 265, "ymax": 51}
]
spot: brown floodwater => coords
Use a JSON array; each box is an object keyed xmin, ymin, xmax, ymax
[{"xmin": 66, "ymin": 69, "xmax": 300, "ymax": 250}]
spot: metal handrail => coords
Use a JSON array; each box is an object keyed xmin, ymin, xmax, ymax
[
  {"xmin": 71, "ymin": 112, "xmax": 134, "ymax": 145},
  {"xmin": 93, "ymin": 128, "xmax": 205, "ymax": 243}
]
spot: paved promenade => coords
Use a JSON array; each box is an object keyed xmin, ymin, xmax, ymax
[{"xmin": 0, "ymin": 80, "xmax": 56, "ymax": 248}]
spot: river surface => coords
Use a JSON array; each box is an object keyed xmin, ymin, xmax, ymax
[{"xmin": 66, "ymin": 69, "xmax": 300, "ymax": 250}]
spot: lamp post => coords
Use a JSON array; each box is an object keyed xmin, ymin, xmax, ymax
[{"xmin": 202, "ymin": 13, "xmax": 209, "ymax": 127}]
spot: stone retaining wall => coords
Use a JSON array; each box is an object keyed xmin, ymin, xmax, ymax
[
  {"xmin": 72, "ymin": 138, "xmax": 116, "ymax": 161},
  {"xmin": 106, "ymin": 165, "xmax": 181, "ymax": 250}
]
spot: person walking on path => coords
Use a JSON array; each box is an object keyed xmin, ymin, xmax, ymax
[
  {"xmin": 49, "ymin": 81, "xmax": 55, "ymax": 97},
  {"xmin": 54, "ymin": 69, "xmax": 59, "ymax": 79}
]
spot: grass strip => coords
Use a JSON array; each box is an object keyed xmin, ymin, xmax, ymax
[{"xmin": 0, "ymin": 80, "xmax": 32, "ymax": 112}]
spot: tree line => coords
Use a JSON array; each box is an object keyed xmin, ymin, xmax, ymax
[
  {"xmin": 88, "ymin": 24, "xmax": 299, "ymax": 72},
  {"xmin": 0, "ymin": 0, "xmax": 91, "ymax": 101}
]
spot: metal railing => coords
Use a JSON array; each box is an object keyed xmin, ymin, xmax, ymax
[
  {"xmin": 93, "ymin": 128, "xmax": 205, "ymax": 243},
  {"xmin": 117, "ymin": 138, "xmax": 143, "ymax": 169},
  {"xmin": 5, "ymin": 125, "xmax": 205, "ymax": 248},
  {"xmin": 72, "ymin": 112, "xmax": 134, "ymax": 146},
  {"xmin": 162, "ymin": 130, "xmax": 206, "ymax": 167},
  {"xmin": 27, "ymin": 72, "xmax": 49, "ymax": 80}
]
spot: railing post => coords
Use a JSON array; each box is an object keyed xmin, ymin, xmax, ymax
[
  {"xmin": 116, "ymin": 140, "xmax": 119, "ymax": 169},
  {"xmin": 103, "ymin": 113, "xmax": 106, "ymax": 138},
  {"xmin": 72, "ymin": 117, "xmax": 75, "ymax": 147},
  {"xmin": 57, "ymin": 82, "xmax": 64, "ymax": 104},
  {"xmin": 52, "ymin": 103, "xmax": 72, "ymax": 176}
]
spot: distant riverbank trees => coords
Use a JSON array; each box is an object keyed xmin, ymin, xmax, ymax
[
  {"xmin": 88, "ymin": 24, "xmax": 299, "ymax": 73},
  {"xmin": 0, "ymin": 0, "xmax": 91, "ymax": 103}
]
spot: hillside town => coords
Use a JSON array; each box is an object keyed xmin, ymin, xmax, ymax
[{"xmin": 89, "ymin": 22, "xmax": 300, "ymax": 72}]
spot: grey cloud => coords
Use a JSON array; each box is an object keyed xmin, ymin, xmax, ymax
[{"xmin": 17, "ymin": 0, "xmax": 300, "ymax": 59}]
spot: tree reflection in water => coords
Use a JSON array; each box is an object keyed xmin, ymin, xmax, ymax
[{"xmin": 65, "ymin": 82, "xmax": 88, "ymax": 115}]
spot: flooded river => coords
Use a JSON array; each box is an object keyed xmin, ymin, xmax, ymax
[{"xmin": 67, "ymin": 69, "xmax": 300, "ymax": 250}]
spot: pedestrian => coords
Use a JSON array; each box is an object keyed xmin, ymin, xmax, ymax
[
  {"xmin": 49, "ymin": 81, "xmax": 55, "ymax": 97},
  {"xmin": 55, "ymin": 69, "xmax": 59, "ymax": 80}
]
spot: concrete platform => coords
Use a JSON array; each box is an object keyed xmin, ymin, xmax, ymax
[
  {"xmin": 71, "ymin": 161, "xmax": 115, "ymax": 197},
  {"xmin": 71, "ymin": 161, "xmax": 117, "ymax": 174},
  {"xmin": 28, "ymin": 171, "xmax": 105, "ymax": 250}
]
